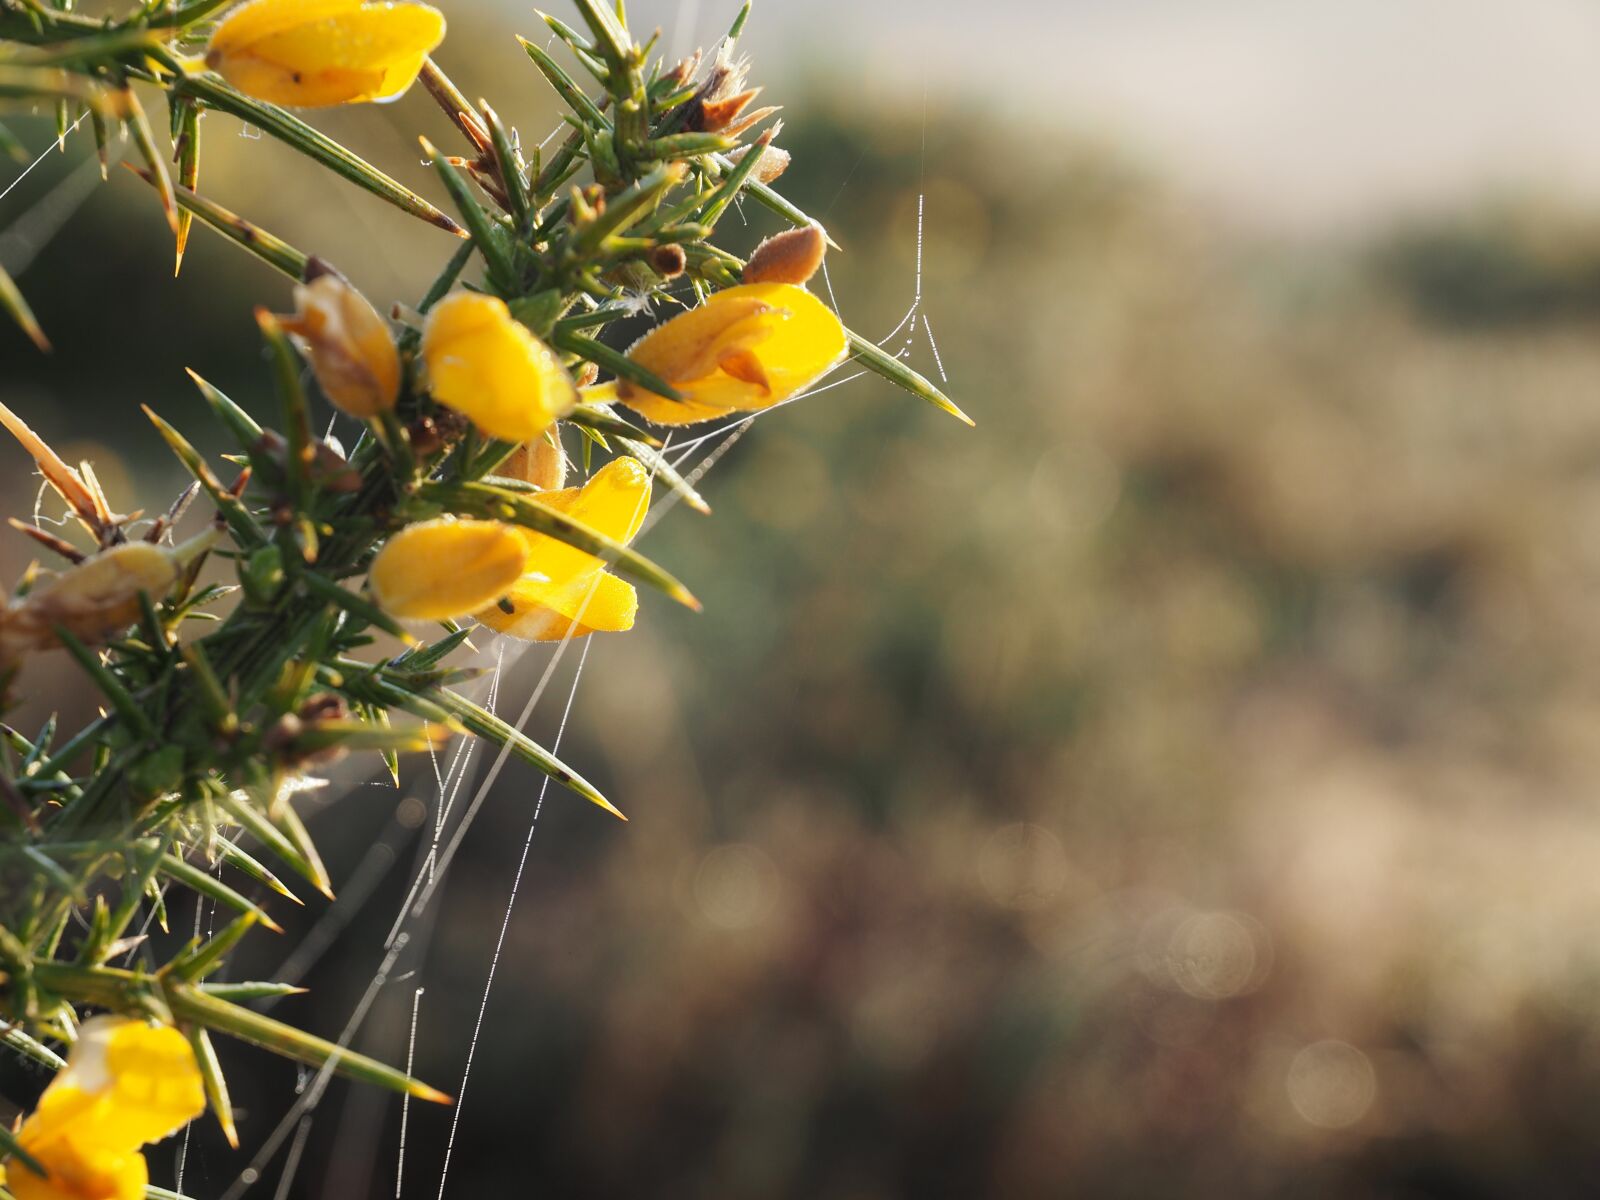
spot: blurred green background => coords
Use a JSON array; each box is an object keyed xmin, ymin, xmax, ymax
[{"xmin": 9, "ymin": 2, "xmax": 1600, "ymax": 1196}]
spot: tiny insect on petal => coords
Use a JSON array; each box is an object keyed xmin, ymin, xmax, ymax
[
  {"xmin": 421, "ymin": 292, "xmax": 578, "ymax": 442},
  {"xmin": 369, "ymin": 518, "xmax": 529, "ymax": 621},
  {"xmin": 206, "ymin": 0, "xmax": 446, "ymax": 109}
]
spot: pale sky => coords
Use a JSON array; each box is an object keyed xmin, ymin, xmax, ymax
[{"xmin": 593, "ymin": 0, "xmax": 1600, "ymax": 232}]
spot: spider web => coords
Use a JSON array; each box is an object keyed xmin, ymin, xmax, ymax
[{"xmin": 0, "ymin": 24, "xmax": 949, "ymax": 1199}]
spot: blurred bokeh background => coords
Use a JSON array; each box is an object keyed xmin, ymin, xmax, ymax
[{"xmin": 10, "ymin": 1, "xmax": 1600, "ymax": 1196}]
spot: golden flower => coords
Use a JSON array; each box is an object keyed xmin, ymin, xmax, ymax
[
  {"xmin": 6, "ymin": 1016, "xmax": 204, "ymax": 1200},
  {"xmin": 277, "ymin": 274, "xmax": 400, "ymax": 419},
  {"xmin": 474, "ymin": 457, "xmax": 651, "ymax": 642},
  {"xmin": 596, "ymin": 283, "xmax": 847, "ymax": 426},
  {"xmin": 205, "ymin": 0, "xmax": 445, "ymax": 109},
  {"xmin": 421, "ymin": 293, "xmax": 578, "ymax": 442},
  {"xmin": 369, "ymin": 518, "xmax": 529, "ymax": 621},
  {"xmin": 4, "ymin": 542, "xmax": 180, "ymax": 653}
]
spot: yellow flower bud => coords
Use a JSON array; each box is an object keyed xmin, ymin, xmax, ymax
[
  {"xmin": 5, "ymin": 542, "xmax": 180, "ymax": 652},
  {"xmin": 277, "ymin": 274, "xmax": 401, "ymax": 418},
  {"xmin": 421, "ymin": 292, "xmax": 578, "ymax": 442},
  {"xmin": 8, "ymin": 1017, "xmax": 204, "ymax": 1200},
  {"xmin": 600, "ymin": 283, "xmax": 847, "ymax": 426},
  {"xmin": 474, "ymin": 457, "xmax": 651, "ymax": 642},
  {"xmin": 205, "ymin": 0, "xmax": 446, "ymax": 109},
  {"xmin": 369, "ymin": 518, "xmax": 528, "ymax": 621}
]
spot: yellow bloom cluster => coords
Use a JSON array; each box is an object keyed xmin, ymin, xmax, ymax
[
  {"xmin": 206, "ymin": 0, "xmax": 445, "ymax": 109},
  {"xmin": 369, "ymin": 457, "xmax": 651, "ymax": 640},
  {"xmin": 1, "ymin": 1017, "xmax": 205, "ymax": 1200},
  {"xmin": 367, "ymin": 280, "xmax": 847, "ymax": 633}
]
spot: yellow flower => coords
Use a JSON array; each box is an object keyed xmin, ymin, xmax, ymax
[
  {"xmin": 4, "ymin": 542, "xmax": 180, "ymax": 653},
  {"xmin": 474, "ymin": 457, "xmax": 651, "ymax": 642},
  {"xmin": 6, "ymin": 1138, "xmax": 145, "ymax": 1200},
  {"xmin": 205, "ymin": 0, "xmax": 445, "ymax": 109},
  {"xmin": 277, "ymin": 274, "xmax": 401, "ymax": 419},
  {"xmin": 421, "ymin": 293, "xmax": 578, "ymax": 442},
  {"xmin": 7, "ymin": 1017, "xmax": 205, "ymax": 1200},
  {"xmin": 369, "ymin": 518, "xmax": 529, "ymax": 621},
  {"xmin": 597, "ymin": 283, "xmax": 848, "ymax": 426}
]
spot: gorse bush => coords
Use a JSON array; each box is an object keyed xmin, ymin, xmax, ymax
[{"xmin": 0, "ymin": 1, "xmax": 966, "ymax": 1194}]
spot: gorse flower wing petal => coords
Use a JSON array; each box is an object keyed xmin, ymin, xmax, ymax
[
  {"xmin": 610, "ymin": 283, "xmax": 848, "ymax": 425},
  {"xmin": 369, "ymin": 518, "xmax": 529, "ymax": 621},
  {"xmin": 473, "ymin": 457, "xmax": 652, "ymax": 641},
  {"xmin": 422, "ymin": 293, "xmax": 578, "ymax": 442},
  {"xmin": 206, "ymin": 0, "xmax": 446, "ymax": 108}
]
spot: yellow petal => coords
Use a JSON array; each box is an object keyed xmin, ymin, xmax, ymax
[
  {"xmin": 369, "ymin": 518, "xmax": 528, "ymax": 621},
  {"xmin": 615, "ymin": 283, "xmax": 847, "ymax": 426},
  {"xmin": 471, "ymin": 458, "xmax": 651, "ymax": 642},
  {"xmin": 207, "ymin": 0, "xmax": 363, "ymax": 54},
  {"xmin": 421, "ymin": 293, "xmax": 578, "ymax": 442},
  {"xmin": 475, "ymin": 570, "xmax": 637, "ymax": 642},
  {"xmin": 539, "ymin": 455, "xmax": 652, "ymax": 546},
  {"xmin": 98, "ymin": 1022, "xmax": 207, "ymax": 1149},
  {"xmin": 206, "ymin": 0, "xmax": 444, "ymax": 108},
  {"xmin": 505, "ymin": 454, "xmax": 652, "ymax": 589},
  {"xmin": 280, "ymin": 274, "xmax": 400, "ymax": 418},
  {"xmin": 8, "ymin": 1136, "xmax": 146, "ymax": 1200},
  {"xmin": 11, "ymin": 1017, "xmax": 202, "ymax": 1200}
]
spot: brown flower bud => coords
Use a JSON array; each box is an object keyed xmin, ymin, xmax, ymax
[
  {"xmin": 4, "ymin": 542, "xmax": 180, "ymax": 652},
  {"xmin": 498, "ymin": 433, "xmax": 568, "ymax": 491},
  {"xmin": 659, "ymin": 51, "xmax": 701, "ymax": 90},
  {"xmin": 742, "ymin": 224, "xmax": 827, "ymax": 286},
  {"xmin": 649, "ymin": 243, "xmax": 688, "ymax": 279},
  {"xmin": 276, "ymin": 275, "xmax": 401, "ymax": 419},
  {"xmin": 727, "ymin": 141, "xmax": 790, "ymax": 184}
]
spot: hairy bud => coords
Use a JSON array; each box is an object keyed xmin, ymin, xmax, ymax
[
  {"xmin": 499, "ymin": 433, "xmax": 568, "ymax": 491},
  {"xmin": 727, "ymin": 141, "xmax": 791, "ymax": 184},
  {"xmin": 649, "ymin": 243, "xmax": 688, "ymax": 279},
  {"xmin": 743, "ymin": 224, "xmax": 827, "ymax": 286},
  {"xmin": 4, "ymin": 541, "xmax": 180, "ymax": 652}
]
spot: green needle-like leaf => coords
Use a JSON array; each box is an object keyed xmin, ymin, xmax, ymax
[
  {"xmin": 0, "ymin": 260, "xmax": 50, "ymax": 352},
  {"xmin": 176, "ymin": 73, "xmax": 464, "ymax": 236},
  {"xmin": 127, "ymin": 166, "xmax": 308, "ymax": 279},
  {"xmin": 844, "ymin": 331, "xmax": 974, "ymax": 426},
  {"xmin": 158, "ymin": 854, "xmax": 284, "ymax": 933}
]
